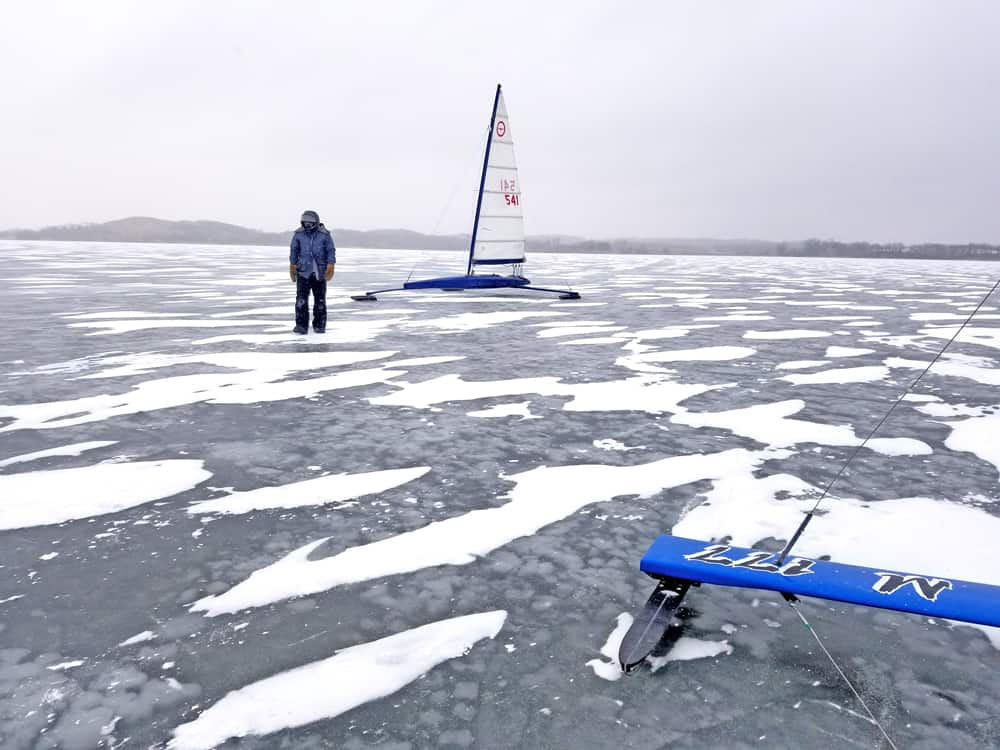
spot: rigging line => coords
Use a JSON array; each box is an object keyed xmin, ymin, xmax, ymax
[
  {"xmin": 430, "ymin": 125, "xmax": 489, "ymax": 237},
  {"xmin": 783, "ymin": 595, "xmax": 899, "ymax": 750},
  {"xmin": 777, "ymin": 274, "xmax": 1000, "ymax": 565},
  {"xmin": 403, "ymin": 126, "xmax": 490, "ymax": 283}
]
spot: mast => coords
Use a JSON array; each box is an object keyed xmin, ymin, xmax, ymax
[{"xmin": 466, "ymin": 83, "xmax": 503, "ymax": 276}]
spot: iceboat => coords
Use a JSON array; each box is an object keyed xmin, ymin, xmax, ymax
[{"xmin": 351, "ymin": 84, "xmax": 580, "ymax": 302}]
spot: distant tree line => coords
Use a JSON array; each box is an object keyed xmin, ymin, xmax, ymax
[
  {"xmin": 772, "ymin": 239, "xmax": 1000, "ymax": 260},
  {"xmin": 1, "ymin": 217, "xmax": 998, "ymax": 260}
]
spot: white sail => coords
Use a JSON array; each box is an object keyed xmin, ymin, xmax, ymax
[{"xmin": 471, "ymin": 89, "xmax": 526, "ymax": 267}]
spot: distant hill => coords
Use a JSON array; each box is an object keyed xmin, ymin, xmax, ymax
[
  {"xmin": 0, "ymin": 217, "xmax": 468, "ymax": 251},
  {"xmin": 1, "ymin": 217, "xmax": 998, "ymax": 260}
]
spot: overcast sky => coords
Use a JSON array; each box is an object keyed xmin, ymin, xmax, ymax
[{"xmin": 2, "ymin": 1, "xmax": 998, "ymax": 243}]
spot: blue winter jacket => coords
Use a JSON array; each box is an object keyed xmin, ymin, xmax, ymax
[{"xmin": 290, "ymin": 224, "xmax": 336, "ymax": 278}]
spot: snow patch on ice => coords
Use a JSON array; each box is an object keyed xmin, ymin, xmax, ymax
[
  {"xmin": 529, "ymin": 320, "xmax": 618, "ymax": 328},
  {"xmin": 61, "ymin": 311, "xmax": 200, "ymax": 319},
  {"xmin": 0, "ymin": 354, "xmax": 420, "ymax": 431},
  {"xmin": 586, "ymin": 613, "xmax": 632, "ymax": 681},
  {"xmin": 593, "ymin": 439, "xmax": 644, "ymax": 452},
  {"xmin": 916, "ymin": 403, "xmax": 1000, "ymax": 479},
  {"xmin": 824, "ymin": 346, "xmax": 875, "ymax": 358},
  {"xmin": 537, "ymin": 326, "xmax": 628, "ymax": 338},
  {"xmin": 775, "ymin": 360, "xmax": 828, "ymax": 370},
  {"xmin": 169, "ymin": 611, "xmax": 507, "ymax": 750},
  {"xmin": 0, "ymin": 460, "xmax": 211, "ymax": 530},
  {"xmin": 630, "ymin": 325, "xmax": 719, "ymax": 339},
  {"xmin": 80, "ymin": 350, "xmax": 396, "ymax": 380},
  {"xmin": 919, "ymin": 325, "xmax": 1000, "ymax": 350},
  {"xmin": 69, "ymin": 318, "xmax": 285, "ymax": 335},
  {"xmin": 616, "ymin": 346, "xmax": 755, "ymax": 373},
  {"xmin": 695, "ymin": 314, "xmax": 775, "ymax": 322},
  {"xmin": 911, "ymin": 312, "xmax": 1000, "ymax": 321},
  {"xmin": 646, "ymin": 638, "xmax": 733, "ymax": 671},
  {"xmin": 558, "ymin": 336, "xmax": 630, "ymax": 346},
  {"xmin": 780, "ymin": 366, "xmax": 889, "ymax": 385},
  {"xmin": 467, "ymin": 402, "xmax": 540, "ymax": 420},
  {"xmin": 370, "ymin": 372, "xmax": 729, "ymax": 415},
  {"xmin": 46, "ymin": 660, "xmax": 84, "ymax": 671},
  {"xmin": 187, "ymin": 467, "xmax": 430, "ymax": 516},
  {"xmin": 744, "ymin": 329, "xmax": 833, "ymax": 340},
  {"xmin": 793, "ymin": 316, "xmax": 872, "ymax": 321},
  {"xmin": 119, "ymin": 630, "xmax": 157, "ymax": 647},
  {"xmin": 672, "ymin": 399, "xmax": 931, "ymax": 455},
  {"xmin": 0, "ymin": 440, "xmax": 117, "ymax": 468},
  {"xmin": 887, "ymin": 356, "xmax": 1000, "ymax": 387}
]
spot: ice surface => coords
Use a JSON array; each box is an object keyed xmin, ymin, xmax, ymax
[
  {"xmin": 370, "ymin": 372, "xmax": 729, "ymax": 414},
  {"xmin": 616, "ymin": 345, "xmax": 755, "ymax": 374},
  {"xmin": 3, "ymin": 244, "xmax": 999, "ymax": 749},
  {"xmin": 69, "ymin": 318, "xmax": 286, "ymax": 335},
  {"xmin": 593, "ymin": 439, "xmax": 644, "ymax": 451},
  {"xmin": 409, "ymin": 310, "xmax": 566, "ymax": 331}
]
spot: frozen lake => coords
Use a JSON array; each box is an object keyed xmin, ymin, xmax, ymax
[{"xmin": 1, "ymin": 241, "xmax": 999, "ymax": 749}]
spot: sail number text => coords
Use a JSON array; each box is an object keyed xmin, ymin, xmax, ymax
[{"xmin": 500, "ymin": 178, "xmax": 519, "ymax": 207}]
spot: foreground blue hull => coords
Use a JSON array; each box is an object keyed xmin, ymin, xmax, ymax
[
  {"xmin": 619, "ymin": 533, "xmax": 1000, "ymax": 671},
  {"xmin": 641, "ymin": 534, "xmax": 1000, "ymax": 627}
]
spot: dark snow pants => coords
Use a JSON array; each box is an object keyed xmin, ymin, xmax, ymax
[{"xmin": 295, "ymin": 274, "xmax": 327, "ymax": 331}]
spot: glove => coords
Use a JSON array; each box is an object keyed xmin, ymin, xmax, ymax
[
  {"xmin": 289, "ymin": 264, "xmax": 297, "ymax": 282},
  {"xmin": 324, "ymin": 264, "xmax": 335, "ymax": 281}
]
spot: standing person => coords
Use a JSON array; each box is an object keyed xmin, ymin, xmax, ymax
[{"xmin": 289, "ymin": 209, "xmax": 336, "ymax": 334}]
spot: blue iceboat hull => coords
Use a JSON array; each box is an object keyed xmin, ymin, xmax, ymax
[
  {"xmin": 619, "ymin": 534, "xmax": 1000, "ymax": 671},
  {"xmin": 351, "ymin": 274, "xmax": 579, "ymax": 300},
  {"xmin": 403, "ymin": 274, "xmax": 530, "ymax": 290}
]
